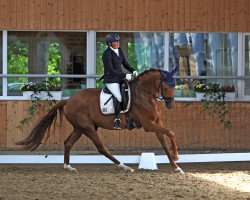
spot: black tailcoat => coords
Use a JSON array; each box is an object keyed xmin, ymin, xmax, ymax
[{"xmin": 102, "ymin": 47, "xmax": 135, "ymax": 83}]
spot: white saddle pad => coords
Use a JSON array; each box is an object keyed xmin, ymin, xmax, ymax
[{"xmin": 100, "ymin": 88, "xmax": 131, "ymax": 115}]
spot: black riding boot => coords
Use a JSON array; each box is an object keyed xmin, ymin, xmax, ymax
[{"xmin": 113, "ymin": 98, "xmax": 121, "ymax": 129}]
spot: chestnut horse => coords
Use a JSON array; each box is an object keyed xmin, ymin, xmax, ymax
[{"xmin": 17, "ymin": 68, "xmax": 184, "ymax": 174}]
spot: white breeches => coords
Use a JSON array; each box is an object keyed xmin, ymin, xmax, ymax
[{"xmin": 106, "ymin": 83, "xmax": 122, "ymax": 102}]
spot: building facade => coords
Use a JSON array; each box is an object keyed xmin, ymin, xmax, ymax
[{"xmin": 0, "ymin": 0, "xmax": 250, "ymax": 151}]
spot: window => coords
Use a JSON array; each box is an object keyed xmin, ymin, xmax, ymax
[
  {"xmin": 169, "ymin": 32, "xmax": 238, "ymax": 97},
  {"xmin": 96, "ymin": 32, "xmax": 165, "ymax": 87},
  {"xmin": 1, "ymin": 31, "xmax": 249, "ymax": 101},
  {"xmin": 7, "ymin": 31, "xmax": 87, "ymax": 97}
]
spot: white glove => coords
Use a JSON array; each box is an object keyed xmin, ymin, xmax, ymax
[
  {"xmin": 125, "ymin": 74, "xmax": 132, "ymax": 81},
  {"xmin": 132, "ymin": 71, "xmax": 138, "ymax": 77}
]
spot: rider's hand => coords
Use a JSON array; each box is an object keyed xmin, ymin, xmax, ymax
[
  {"xmin": 132, "ymin": 71, "xmax": 138, "ymax": 77},
  {"xmin": 125, "ymin": 74, "xmax": 132, "ymax": 81}
]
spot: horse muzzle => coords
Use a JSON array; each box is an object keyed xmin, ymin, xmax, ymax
[
  {"xmin": 164, "ymin": 97, "xmax": 175, "ymax": 109},
  {"xmin": 165, "ymin": 101, "xmax": 174, "ymax": 109}
]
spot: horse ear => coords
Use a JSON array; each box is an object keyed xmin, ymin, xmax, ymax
[{"xmin": 170, "ymin": 67, "xmax": 178, "ymax": 76}]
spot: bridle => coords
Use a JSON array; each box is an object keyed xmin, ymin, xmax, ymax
[
  {"xmin": 157, "ymin": 71, "xmax": 175, "ymax": 103},
  {"xmin": 157, "ymin": 78, "xmax": 174, "ymax": 103},
  {"xmin": 130, "ymin": 70, "xmax": 175, "ymax": 104}
]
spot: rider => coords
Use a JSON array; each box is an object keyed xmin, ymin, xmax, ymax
[{"xmin": 102, "ymin": 33, "xmax": 138, "ymax": 129}]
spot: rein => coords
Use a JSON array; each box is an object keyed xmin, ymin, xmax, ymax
[
  {"xmin": 130, "ymin": 70, "xmax": 174, "ymax": 103},
  {"xmin": 129, "ymin": 80, "xmax": 147, "ymax": 100}
]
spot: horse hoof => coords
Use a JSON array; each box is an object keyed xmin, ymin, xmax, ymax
[
  {"xmin": 175, "ymin": 167, "xmax": 185, "ymax": 174},
  {"xmin": 118, "ymin": 163, "xmax": 134, "ymax": 173},
  {"xmin": 125, "ymin": 168, "xmax": 134, "ymax": 173},
  {"xmin": 64, "ymin": 164, "xmax": 78, "ymax": 172}
]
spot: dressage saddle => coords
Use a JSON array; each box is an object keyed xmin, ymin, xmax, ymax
[{"xmin": 103, "ymin": 81, "xmax": 136, "ymax": 130}]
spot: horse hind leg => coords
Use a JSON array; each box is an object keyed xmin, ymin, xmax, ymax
[
  {"xmin": 63, "ymin": 128, "xmax": 83, "ymax": 172},
  {"xmin": 84, "ymin": 129, "xmax": 134, "ymax": 172}
]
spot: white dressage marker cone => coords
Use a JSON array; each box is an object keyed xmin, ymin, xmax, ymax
[{"xmin": 138, "ymin": 152, "xmax": 158, "ymax": 170}]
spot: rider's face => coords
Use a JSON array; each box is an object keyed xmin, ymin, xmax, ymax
[{"xmin": 111, "ymin": 41, "xmax": 120, "ymax": 49}]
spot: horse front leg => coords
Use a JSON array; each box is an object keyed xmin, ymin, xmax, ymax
[
  {"xmin": 84, "ymin": 130, "xmax": 134, "ymax": 172},
  {"xmin": 166, "ymin": 131, "xmax": 179, "ymax": 161},
  {"xmin": 156, "ymin": 120, "xmax": 179, "ymax": 161},
  {"xmin": 155, "ymin": 132, "xmax": 184, "ymax": 174},
  {"xmin": 143, "ymin": 122, "xmax": 184, "ymax": 174}
]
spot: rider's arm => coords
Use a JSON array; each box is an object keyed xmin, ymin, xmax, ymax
[{"xmin": 119, "ymin": 50, "xmax": 135, "ymax": 73}]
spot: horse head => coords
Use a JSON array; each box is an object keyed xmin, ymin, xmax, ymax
[{"xmin": 160, "ymin": 67, "xmax": 178, "ymax": 109}]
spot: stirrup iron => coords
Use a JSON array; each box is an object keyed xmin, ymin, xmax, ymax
[{"xmin": 113, "ymin": 118, "xmax": 121, "ymax": 129}]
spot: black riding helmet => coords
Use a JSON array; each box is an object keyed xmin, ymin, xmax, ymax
[{"xmin": 105, "ymin": 33, "xmax": 120, "ymax": 46}]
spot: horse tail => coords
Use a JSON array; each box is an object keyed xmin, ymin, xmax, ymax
[{"xmin": 16, "ymin": 100, "xmax": 67, "ymax": 151}]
